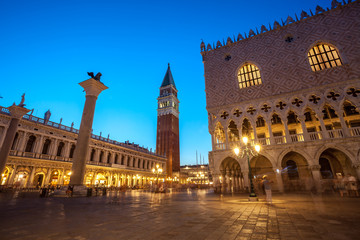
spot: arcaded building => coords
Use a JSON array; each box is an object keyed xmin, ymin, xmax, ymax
[
  {"xmin": 201, "ymin": 0, "xmax": 360, "ymax": 193},
  {"xmin": 0, "ymin": 108, "xmax": 166, "ymax": 188}
]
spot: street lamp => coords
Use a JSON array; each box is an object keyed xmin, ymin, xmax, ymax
[
  {"xmin": 152, "ymin": 164, "xmax": 163, "ymax": 185},
  {"xmin": 234, "ymin": 136, "xmax": 261, "ymax": 200}
]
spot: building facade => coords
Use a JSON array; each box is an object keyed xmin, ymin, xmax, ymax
[
  {"xmin": 0, "ymin": 107, "xmax": 166, "ymax": 188},
  {"xmin": 201, "ymin": 0, "xmax": 360, "ymax": 193},
  {"xmin": 156, "ymin": 64, "xmax": 180, "ymax": 177},
  {"xmin": 180, "ymin": 164, "xmax": 212, "ymax": 185}
]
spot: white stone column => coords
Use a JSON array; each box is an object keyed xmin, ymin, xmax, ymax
[
  {"xmin": 63, "ymin": 142, "xmax": 71, "ymax": 158},
  {"xmin": 43, "ymin": 168, "xmax": 52, "ymax": 187},
  {"xmin": 283, "ymin": 121, "xmax": 291, "ymax": 143},
  {"xmin": 110, "ymin": 152, "xmax": 115, "ymax": 164},
  {"xmin": 224, "ymin": 127, "xmax": 229, "ymax": 149},
  {"xmin": 94, "ymin": 149, "xmax": 100, "ymax": 163},
  {"xmin": 242, "ymin": 170, "xmax": 249, "ymax": 191},
  {"xmin": 0, "ymin": 126, "xmax": 9, "ymax": 148},
  {"xmin": 70, "ymin": 77, "xmax": 108, "ymax": 186},
  {"xmin": 265, "ymin": 118, "xmax": 275, "ymax": 145},
  {"xmin": 35, "ymin": 135, "xmax": 44, "ymax": 154},
  {"xmin": 338, "ymin": 110, "xmax": 350, "ymax": 137},
  {"xmin": 17, "ymin": 132, "xmax": 28, "ymax": 152},
  {"xmin": 298, "ymin": 116, "xmax": 310, "ymax": 141},
  {"xmin": 273, "ymin": 168, "xmax": 284, "ymax": 193},
  {"xmin": 315, "ymin": 110, "xmax": 328, "ymax": 139},
  {"xmin": 353, "ymin": 164, "xmax": 360, "ymax": 180},
  {"xmin": 8, "ymin": 165, "xmax": 17, "ymax": 186},
  {"xmin": 26, "ymin": 166, "xmax": 36, "ymax": 187},
  {"xmin": 250, "ymin": 120, "xmax": 257, "ymax": 141},
  {"xmin": 310, "ymin": 165, "xmax": 322, "ymax": 193}
]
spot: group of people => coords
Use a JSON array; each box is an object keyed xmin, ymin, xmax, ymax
[{"xmin": 334, "ymin": 173, "xmax": 359, "ymax": 197}]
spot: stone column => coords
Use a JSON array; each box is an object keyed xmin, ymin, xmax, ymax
[
  {"xmin": 70, "ymin": 78, "xmax": 108, "ymax": 186},
  {"xmin": 26, "ymin": 166, "xmax": 36, "ymax": 188},
  {"xmin": 283, "ymin": 121, "xmax": 291, "ymax": 143},
  {"xmin": 43, "ymin": 168, "xmax": 52, "ymax": 187},
  {"xmin": 18, "ymin": 132, "xmax": 28, "ymax": 153},
  {"xmin": 0, "ymin": 126, "xmax": 9, "ymax": 148},
  {"xmin": 224, "ymin": 127, "xmax": 229, "ymax": 149},
  {"xmin": 315, "ymin": 110, "xmax": 328, "ymax": 139},
  {"xmin": 273, "ymin": 168, "xmax": 284, "ymax": 193},
  {"xmin": 0, "ymin": 104, "xmax": 30, "ymax": 179},
  {"xmin": 8, "ymin": 165, "xmax": 17, "ymax": 186},
  {"xmin": 353, "ymin": 164, "xmax": 360, "ymax": 180},
  {"xmin": 242, "ymin": 170, "xmax": 249, "ymax": 192},
  {"xmin": 35, "ymin": 135, "xmax": 44, "ymax": 154},
  {"xmin": 298, "ymin": 116, "xmax": 310, "ymax": 141},
  {"xmin": 338, "ymin": 111, "xmax": 350, "ymax": 137},
  {"xmin": 266, "ymin": 118, "xmax": 275, "ymax": 145},
  {"xmin": 310, "ymin": 165, "xmax": 322, "ymax": 193}
]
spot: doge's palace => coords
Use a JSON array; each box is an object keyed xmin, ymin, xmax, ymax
[{"xmin": 201, "ymin": 0, "xmax": 360, "ymax": 193}]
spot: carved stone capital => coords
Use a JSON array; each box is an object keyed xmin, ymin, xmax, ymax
[
  {"xmin": 79, "ymin": 78, "xmax": 108, "ymax": 97},
  {"xmin": 8, "ymin": 104, "xmax": 30, "ymax": 119},
  {"xmin": 309, "ymin": 165, "xmax": 321, "ymax": 171}
]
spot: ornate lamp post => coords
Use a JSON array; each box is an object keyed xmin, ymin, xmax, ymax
[
  {"xmin": 234, "ymin": 136, "xmax": 261, "ymax": 201},
  {"xmin": 152, "ymin": 164, "xmax": 163, "ymax": 185}
]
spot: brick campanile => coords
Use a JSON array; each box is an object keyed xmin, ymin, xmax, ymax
[{"xmin": 156, "ymin": 64, "xmax": 180, "ymax": 177}]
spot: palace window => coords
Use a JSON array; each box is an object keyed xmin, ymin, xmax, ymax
[
  {"xmin": 308, "ymin": 44, "xmax": 342, "ymax": 71},
  {"xmin": 237, "ymin": 63, "xmax": 262, "ymax": 89}
]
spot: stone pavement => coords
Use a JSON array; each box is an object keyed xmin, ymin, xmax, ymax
[{"xmin": 0, "ymin": 190, "xmax": 359, "ymax": 240}]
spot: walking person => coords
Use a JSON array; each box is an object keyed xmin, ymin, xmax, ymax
[{"xmin": 262, "ymin": 175, "xmax": 273, "ymax": 204}]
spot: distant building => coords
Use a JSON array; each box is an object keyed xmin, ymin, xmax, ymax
[
  {"xmin": 0, "ymin": 108, "xmax": 166, "ymax": 188},
  {"xmin": 201, "ymin": 1, "xmax": 360, "ymax": 193},
  {"xmin": 156, "ymin": 64, "xmax": 180, "ymax": 177},
  {"xmin": 180, "ymin": 164, "xmax": 212, "ymax": 185}
]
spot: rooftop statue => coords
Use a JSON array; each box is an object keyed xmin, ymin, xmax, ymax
[
  {"xmin": 87, "ymin": 72, "xmax": 102, "ymax": 81},
  {"xmin": 18, "ymin": 93, "xmax": 26, "ymax": 107}
]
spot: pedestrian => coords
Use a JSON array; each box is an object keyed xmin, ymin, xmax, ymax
[{"xmin": 262, "ymin": 175, "xmax": 273, "ymax": 204}]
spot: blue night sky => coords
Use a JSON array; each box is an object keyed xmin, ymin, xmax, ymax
[{"xmin": 0, "ymin": 0, "xmax": 331, "ymax": 165}]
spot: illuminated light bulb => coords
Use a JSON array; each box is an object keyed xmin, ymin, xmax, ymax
[
  {"xmin": 255, "ymin": 144, "xmax": 261, "ymax": 153},
  {"xmin": 234, "ymin": 148, "xmax": 240, "ymax": 156},
  {"xmin": 242, "ymin": 136, "xmax": 248, "ymax": 144}
]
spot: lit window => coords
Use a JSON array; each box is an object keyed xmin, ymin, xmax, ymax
[
  {"xmin": 237, "ymin": 64, "xmax": 262, "ymax": 89},
  {"xmin": 308, "ymin": 44, "xmax": 342, "ymax": 72}
]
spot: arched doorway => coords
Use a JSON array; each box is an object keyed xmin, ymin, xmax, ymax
[
  {"xmin": 281, "ymin": 151, "xmax": 310, "ymax": 191},
  {"xmin": 50, "ymin": 170, "xmax": 60, "ymax": 186},
  {"xmin": 14, "ymin": 171, "xmax": 28, "ymax": 188},
  {"xmin": 319, "ymin": 148, "xmax": 355, "ymax": 192},
  {"xmin": 250, "ymin": 155, "xmax": 274, "ymax": 193},
  {"xmin": 95, "ymin": 173, "xmax": 107, "ymax": 186},
  {"xmin": 220, "ymin": 157, "xmax": 242, "ymax": 193},
  {"xmin": 33, "ymin": 173, "xmax": 45, "ymax": 188}
]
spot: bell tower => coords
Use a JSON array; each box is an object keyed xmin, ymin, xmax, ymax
[{"xmin": 156, "ymin": 63, "xmax": 180, "ymax": 177}]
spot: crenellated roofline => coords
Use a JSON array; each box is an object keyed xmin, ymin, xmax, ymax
[{"xmin": 200, "ymin": 0, "xmax": 355, "ymax": 54}]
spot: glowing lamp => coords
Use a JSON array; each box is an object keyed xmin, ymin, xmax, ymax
[{"xmin": 255, "ymin": 144, "xmax": 261, "ymax": 153}]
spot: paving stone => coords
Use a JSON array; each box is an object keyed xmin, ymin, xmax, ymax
[{"xmin": 0, "ymin": 191, "xmax": 360, "ymax": 240}]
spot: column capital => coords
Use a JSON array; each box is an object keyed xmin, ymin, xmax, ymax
[
  {"xmin": 309, "ymin": 165, "xmax": 321, "ymax": 171},
  {"xmin": 79, "ymin": 78, "xmax": 108, "ymax": 97},
  {"xmin": 8, "ymin": 104, "xmax": 30, "ymax": 119}
]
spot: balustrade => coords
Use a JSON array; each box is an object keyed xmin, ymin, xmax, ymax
[
  {"xmin": 290, "ymin": 134, "xmax": 304, "ymax": 143},
  {"xmin": 309, "ymin": 132, "xmax": 322, "ymax": 141},
  {"xmin": 350, "ymin": 127, "xmax": 360, "ymax": 137},
  {"xmin": 274, "ymin": 136, "xmax": 286, "ymax": 144},
  {"xmin": 327, "ymin": 129, "xmax": 344, "ymax": 139}
]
